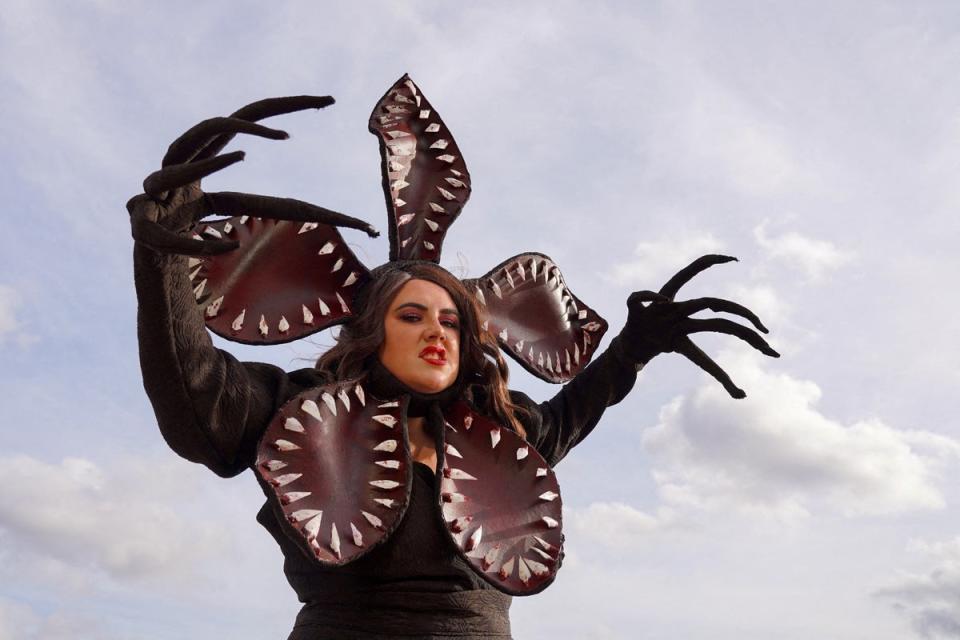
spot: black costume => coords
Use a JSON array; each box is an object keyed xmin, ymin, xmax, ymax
[{"xmin": 130, "ymin": 75, "xmax": 776, "ymax": 639}]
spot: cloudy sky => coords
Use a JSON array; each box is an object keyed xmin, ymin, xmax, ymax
[{"xmin": 2, "ymin": 1, "xmax": 959, "ymax": 638}]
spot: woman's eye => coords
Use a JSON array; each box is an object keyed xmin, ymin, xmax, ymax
[
  {"xmin": 442, "ymin": 320, "xmax": 459, "ymax": 329},
  {"xmin": 400, "ymin": 314, "xmax": 421, "ymax": 323}
]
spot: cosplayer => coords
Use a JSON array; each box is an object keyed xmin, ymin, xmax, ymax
[{"xmin": 129, "ymin": 76, "xmax": 778, "ymax": 639}]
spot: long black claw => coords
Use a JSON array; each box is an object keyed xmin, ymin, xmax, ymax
[
  {"xmin": 195, "ymin": 95, "xmax": 336, "ymax": 162},
  {"xmin": 206, "ymin": 191, "xmax": 379, "ymax": 237},
  {"xmin": 659, "ymin": 255, "xmax": 738, "ymax": 299},
  {"xmin": 163, "ymin": 117, "xmax": 288, "ymax": 167},
  {"xmin": 131, "ymin": 217, "xmax": 238, "ymax": 256},
  {"xmin": 681, "ymin": 318, "xmax": 780, "ymax": 357},
  {"xmin": 676, "ymin": 337, "xmax": 746, "ymax": 399},
  {"xmin": 144, "ymin": 151, "xmax": 245, "ymax": 197},
  {"xmin": 675, "ymin": 297, "xmax": 769, "ymax": 333}
]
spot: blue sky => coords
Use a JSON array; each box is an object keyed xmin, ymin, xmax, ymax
[{"xmin": 2, "ymin": 2, "xmax": 960, "ymax": 638}]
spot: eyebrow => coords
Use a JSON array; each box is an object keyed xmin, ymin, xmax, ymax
[{"xmin": 394, "ymin": 302, "xmax": 460, "ymax": 316}]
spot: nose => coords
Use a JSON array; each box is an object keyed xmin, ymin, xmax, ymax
[{"xmin": 424, "ymin": 316, "xmax": 447, "ymax": 342}]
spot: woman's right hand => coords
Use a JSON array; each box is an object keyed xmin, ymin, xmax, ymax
[{"xmin": 126, "ymin": 96, "xmax": 378, "ymax": 257}]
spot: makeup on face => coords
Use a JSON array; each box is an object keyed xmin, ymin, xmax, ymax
[{"xmin": 378, "ymin": 279, "xmax": 461, "ymax": 394}]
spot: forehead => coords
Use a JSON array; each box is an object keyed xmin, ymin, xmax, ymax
[{"xmin": 390, "ymin": 278, "xmax": 457, "ymax": 310}]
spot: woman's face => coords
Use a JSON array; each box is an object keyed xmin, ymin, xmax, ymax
[{"xmin": 378, "ymin": 278, "xmax": 461, "ymax": 394}]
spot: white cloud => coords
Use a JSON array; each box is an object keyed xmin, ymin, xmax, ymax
[
  {"xmin": 608, "ymin": 231, "xmax": 726, "ymax": 286},
  {"xmin": 565, "ymin": 501, "xmax": 674, "ymax": 549},
  {"xmin": 874, "ymin": 537, "xmax": 960, "ymax": 639},
  {"xmin": 753, "ymin": 219, "xmax": 854, "ymax": 281},
  {"xmin": 0, "ymin": 455, "xmax": 227, "ymax": 584},
  {"xmin": 0, "ymin": 285, "xmax": 36, "ymax": 348},
  {"xmin": 642, "ymin": 351, "xmax": 960, "ymax": 520}
]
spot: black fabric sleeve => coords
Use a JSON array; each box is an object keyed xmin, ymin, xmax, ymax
[
  {"xmin": 514, "ymin": 335, "xmax": 641, "ymax": 466},
  {"xmin": 133, "ymin": 244, "xmax": 316, "ymax": 477}
]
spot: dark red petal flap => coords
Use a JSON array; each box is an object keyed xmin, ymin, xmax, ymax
[
  {"xmin": 255, "ymin": 382, "xmax": 410, "ymax": 565},
  {"xmin": 368, "ymin": 74, "xmax": 472, "ymax": 263},
  {"xmin": 464, "ymin": 253, "xmax": 609, "ymax": 383},
  {"xmin": 439, "ymin": 401, "xmax": 564, "ymax": 596},
  {"xmin": 190, "ymin": 216, "xmax": 369, "ymax": 345}
]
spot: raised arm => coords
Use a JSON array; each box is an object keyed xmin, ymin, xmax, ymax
[
  {"xmin": 129, "ymin": 98, "xmax": 376, "ymax": 477},
  {"xmin": 522, "ymin": 255, "xmax": 779, "ymax": 466}
]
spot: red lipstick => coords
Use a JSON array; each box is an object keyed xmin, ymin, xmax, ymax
[{"xmin": 419, "ymin": 345, "xmax": 447, "ymax": 365}]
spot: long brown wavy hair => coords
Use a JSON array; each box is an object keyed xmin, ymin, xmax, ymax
[{"xmin": 315, "ymin": 262, "xmax": 528, "ymax": 438}]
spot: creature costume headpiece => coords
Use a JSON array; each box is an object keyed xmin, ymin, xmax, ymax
[{"xmin": 184, "ymin": 76, "xmax": 608, "ymax": 595}]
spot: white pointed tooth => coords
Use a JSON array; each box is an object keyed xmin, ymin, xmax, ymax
[
  {"xmin": 321, "ymin": 392, "xmax": 337, "ymax": 416},
  {"xmin": 574, "ymin": 343, "xmax": 581, "ymax": 365},
  {"xmin": 442, "ymin": 492, "xmax": 466, "ymax": 503},
  {"xmin": 388, "ymin": 159, "xmax": 404, "ymax": 171},
  {"xmin": 337, "ymin": 389, "xmax": 351, "ymax": 412},
  {"xmin": 541, "ymin": 516, "xmax": 559, "ymax": 529},
  {"xmin": 223, "ymin": 222, "xmax": 233, "ymax": 234},
  {"xmin": 398, "ymin": 213, "xmax": 415, "ymax": 226},
  {"xmin": 374, "ymin": 439, "xmax": 398, "ymax": 452},
  {"xmin": 282, "ymin": 491, "xmax": 310, "ymax": 504},
  {"xmin": 483, "ymin": 546, "xmax": 500, "ymax": 569},
  {"xmin": 517, "ymin": 446, "xmax": 529, "ymax": 461},
  {"xmin": 437, "ymin": 154, "xmax": 456, "ymax": 163},
  {"xmin": 538, "ymin": 352, "xmax": 544, "ymax": 368},
  {"xmin": 530, "ymin": 258, "xmax": 539, "ymax": 280},
  {"xmin": 463, "ymin": 415, "xmax": 473, "ymax": 431},
  {"xmin": 191, "ymin": 233, "xmax": 202, "ymax": 241},
  {"xmin": 392, "ymin": 93, "xmax": 412, "ymax": 104},
  {"xmin": 445, "ymin": 420, "xmax": 457, "ymax": 433},
  {"xmin": 302, "ymin": 305, "xmax": 314, "ymax": 324},
  {"xmin": 536, "ymin": 467, "xmax": 548, "ymax": 477},
  {"xmin": 298, "ymin": 222, "xmax": 318, "ymax": 234},
  {"xmin": 375, "ymin": 460, "xmax": 401, "ymax": 469},
  {"xmin": 278, "ymin": 316, "xmax": 290, "ymax": 333},
  {"xmin": 491, "ymin": 281, "xmax": 502, "ymax": 299},
  {"xmin": 444, "ymin": 177, "xmax": 465, "ymax": 188},
  {"xmin": 450, "ymin": 169, "xmax": 462, "ymax": 176},
  {"xmin": 531, "ymin": 546, "xmax": 553, "ymax": 561},
  {"xmin": 205, "ymin": 296, "xmax": 224, "ymax": 318},
  {"xmin": 565, "ymin": 350, "xmax": 572, "ymax": 372},
  {"xmin": 354, "ymin": 384, "xmax": 366, "ymax": 406},
  {"xmin": 490, "ymin": 428, "xmax": 501, "ymax": 449},
  {"xmin": 528, "ymin": 346, "xmax": 535, "ymax": 361},
  {"xmin": 374, "ymin": 498, "xmax": 396, "ymax": 509},
  {"xmin": 317, "ymin": 298, "xmax": 331, "ymax": 316},
  {"xmin": 342, "ymin": 272, "xmax": 358, "ymax": 287},
  {"xmin": 258, "ymin": 315, "xmax": 269, "ymax": 336},
  {"xmin": 291, "ymin": 509, "xmax": 321, "ymax": 523},
  {"xmin": 188, "ymin": 257, "xmax": 201, "ymax": 269},
  {"xmin": 239, "ymin": 215, "xmax": 250, "ymax": 225},
  {"xmin": 386, "ymin": 129, "xmax": 408, "ymax": 139},
  {"xmin": 336, "ymin": 292, "xmax": 350, "ymax": 313},
  {"xmin": 187, "ymin": 264, "xmax": 201, "ymax": 281},
  {"xmin": 534, "ymin": 535, "xmax": 554, "ymax": 551},
  {"xmin": 578, "ymin": 309, "xmax": 588, "ymax": 320},
  {"xmin": 430, "ymin": 139, "xmax": 449, "ymax": 149},
  {"xmin": 425, "ymin": 218, "xmax": 439, "ymax": 232},
  {"xmin": 370, "ymin": 479, "xmax": 400, "ymax": 490},
  {"xmin": 331, "ymin": 257, "xmax": 344, "ymax": 272},
  {"xmin": 397, "ymin": 196, "xmax": 408, "ymax": 207},
  {"xmin": 499, "ymin": 328, "xmax": 508, "ymax": 342},
  {"xmin": 330, "ymin": 523, "xmax": 341, "ymax": 558},
  {"xmin": 518, "ymin": 557, "xmax": 532, "ymax": 584},
  {"xmin": 362, "ymin": 511, "xmax": 383, "ymax": 529},
  {"xmin": 584, "ymin": 333, "xmax": 591, "ymax": 349},
  {"xmin": 378, "ymin": 401, "xmax": 399, "ymax": 408},
  {"xmin": 193, "ymin": 279, "xmax": 207, "ymax": 300},
  {"xmin": 284, "ymin": 417, "xmax": 305, "ymax": 433},
  {"xmin": 301, "ymin": 399, "xmax": 322, "ymax": 421},
  {"xmin": 373, "ymin": 414, "xmax": 397, "ymax": 428},
  {"xmin": 515, "ymin": 339, "xmax": 524, "ymax": 353},
  {"xmin": 273, "ymin": 472, "xmax": 302, "ymax": 487},
  {"xmin": 583, "ymin": 321, "xmax": 602, "ymax": 332},
  {"xmin": 526, "ymin": 557, "xmax": 550, "ymax": 577},
  {"xmin": 445, "ymin": 444, "xmax": 463, "ymax": 459},
  {"xmin": 274, "ymin": 439, "xmax": 300, "ymax": 452},
  {"xmin": 263, "ymin": 460, "xmax": 287, "ymax": 471},
  {"xmin": 499, "ymin": 556, "xmax": 515, "ymax": 579},
  {"xmin": 425, "ymin": 122, "xmax": 441, "ymax": 133},
  {"xmin": 437, "ymin": 187, "xmax": 456, "ymax": 200},
  {"xmin": 505, "ymin": 270, "xmax": 514, "ymax": 288},
  {"xmin": 318, "ymin": 241, "xmax": 336, "ymax": 255},
  {"xmin": 419, "ymin": 109, "xmax": 431, "ymax": 119},
  {"xmin": 401, "ymin": 238, "xmax": 411, "ymax": 247},
  {"xmin": 404, "ymin": 78, "xmax": 417, "ymax": 95},
  {"xmin": 203, "ymin": 226, "xmax": 222, "ymax": 238},
  {"xmin": 423, "ymin": 241, "xmax": 435, "ymax": 250},
  {"xmin": 474, "ymin": 287, "xmax": 486, "ymax": 306},
  {"xmin": 445, "ymin": 468, "xmax": 477, "ymax": 481},
  {"xmin": 466, "ymin": 525, "xmax": 483, "ymax": 551},
  {"xmin": 428, "ymin": 202, "xmax": 446, "ymax": 213},
  {"xmin": 545, "ymin": 353, "xmax": 553, "ymax": 373},
  {"xmin": 350, "ymin": 522, "xmax": 364, "ymax": 547},
  {"xmin": 556, "ymin": 352, "xmax": 562, "ymax": 372},
  {"xmin": 539, "ymin": 491, "xmax": 559, "ymax": 502},
  {"xmin": 303, "ymin": 512, "xmax": 323, "ymax": 537}
]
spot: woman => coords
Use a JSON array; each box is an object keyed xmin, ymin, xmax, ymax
[{"xmin": 129, "ymin": 77, "xmax": 777, "ymax": 639}]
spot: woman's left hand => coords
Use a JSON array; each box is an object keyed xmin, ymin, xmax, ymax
[{"xmin": 616, "ymin": 254, "xmax": 779, "ymax": 399}]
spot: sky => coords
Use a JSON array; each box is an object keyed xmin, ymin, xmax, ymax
[{"xmin": 1, "ymin": 1, "xmax": 960, "ymax": 638}]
